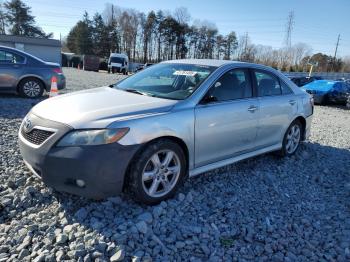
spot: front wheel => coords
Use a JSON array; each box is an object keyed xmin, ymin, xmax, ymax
[
  {"xmin": 128, "ymin": 140, "xmax": 186, "ymax": 205},
  {"xmin": 279, "ymin": 120, "xmax": 302, "ymax": 156}
]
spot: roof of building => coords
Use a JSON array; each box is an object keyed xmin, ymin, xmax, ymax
[{"xmin": 0, "ymin": 35, "xmax": 61, "ymax": 47}]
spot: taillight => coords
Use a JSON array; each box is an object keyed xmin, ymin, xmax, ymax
[
  {"xmin": 310, "ymin": 96, "xmax": 314, "ymax": 114},
  {"xmin": 53, "ymin": 68, "xmax": 62, "ymax": 74}
]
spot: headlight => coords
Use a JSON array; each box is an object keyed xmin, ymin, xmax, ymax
[{"xmin": 57, "ymin": 128, "xmax": 129, "ymax": 147}]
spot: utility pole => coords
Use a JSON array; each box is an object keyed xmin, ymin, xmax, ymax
[
  {"xmin": 284, "ymin": 11, "xmax": 294, "ymax": 48},
  {"xmin": 244, "ymin": 32, "xmax": 248, "ymax": 54},
  {"xmin": 332, "ymin": 34, "xmax": 341, "ymax": 71},
  {"xmin": 283, "ymin": 11, "xmax": 295, "ymax": 71},
  {"xmin": 111, "ymin": 5, "xmax": 114, "ymax": 23}
]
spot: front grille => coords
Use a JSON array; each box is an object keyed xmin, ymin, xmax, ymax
[
  {"xmin": 306, "ymin": 90, "xmax": 315, "ymax": 94},
  {"xmin": 21, "ymin": 128, "xmax": 54, "ymax": 145}
]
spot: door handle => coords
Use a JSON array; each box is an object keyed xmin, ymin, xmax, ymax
[
  {"xmin": 289, "ymin": 100, "xmax": 296, "ymax": 105},
  {"xmin": 248, "ymin": 105, "xmax": 258, "ymax": 112}
]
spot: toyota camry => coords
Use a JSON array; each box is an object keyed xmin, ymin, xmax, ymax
[{"xmin": 19, "ymin": 59, "xmax": 313, "ymax": 204}]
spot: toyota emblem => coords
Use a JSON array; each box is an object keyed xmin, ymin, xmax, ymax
[{"xmin": 23, "ymin": 118, "xmax": 32, "ymax": 133}]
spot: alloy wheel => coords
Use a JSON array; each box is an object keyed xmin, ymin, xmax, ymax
[
  {"xmin": 23, "ymin": 81, "xmax": 41, "ymax": 98},
  {"xmin": 285, "ymin": 124, "xmax": 301, "ymax": 154},
  {"xmin": 142, "ymin": 150, "xmax": 181, "ymax": 198}
]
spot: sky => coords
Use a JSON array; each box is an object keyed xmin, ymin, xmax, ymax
[{"xmin": 22, "ymin": 0, "xmax": 350, "ymax": 57}]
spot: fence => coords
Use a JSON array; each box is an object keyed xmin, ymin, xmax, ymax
[{"xmin": 283, "ymin": 72, "xmax": 350, "ymax": 80}]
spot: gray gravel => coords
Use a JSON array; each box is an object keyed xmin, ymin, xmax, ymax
[
  {"xmin": 60, "ymin": 68, "xmax": 125, "ymax": 94},
  {"xmin": 1, "ymin": 68, "xmax": 350, "ymax": 261}
]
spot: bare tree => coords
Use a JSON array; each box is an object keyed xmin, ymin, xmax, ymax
[{"xmin": 173, "ymin": 7, "xmax": 190, "ymax": 24}]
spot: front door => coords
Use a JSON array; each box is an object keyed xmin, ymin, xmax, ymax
[{"xmin": 194, "ymin": 68, "xmax": 259, "ymax": 167}]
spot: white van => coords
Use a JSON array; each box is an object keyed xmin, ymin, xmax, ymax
[{"xmin": 108, "ymin": 53, "xmax": 129, "ymax": 75}]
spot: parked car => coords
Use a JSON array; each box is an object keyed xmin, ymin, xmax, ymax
[
  {"xmin": 290, "ymin": 76, "xmax": 323, "ymax": 87},
  {"xmin": 135, "ymin": 63, "xmax": 155, "ymax": 72},
  {"xmin": 0, "ymin": 46, "xmax": 65, "ymax": 98},
  {"xmin": 143, "ymin": 63, "xmax": 154, "ymax": 69},
  {"xmin": 108, "ymin": 53, "xmax": 128, "ymax": 75},
  {"xmin": 19, "ymin": 59, "xmax": 313, "ymax": 204},
  {"xmin": 302, "ymin": 80, "xmax": 350, "ymax": 105}
]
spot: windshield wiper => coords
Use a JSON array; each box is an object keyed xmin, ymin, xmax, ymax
[{"xmin": 124, "ymin": 89, "xmax": 155, "ymax": 97}]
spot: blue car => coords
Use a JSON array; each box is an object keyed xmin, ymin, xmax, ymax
[{"xmin": 302, "ymin": 80, "xmax": 350, "ymax": 105}]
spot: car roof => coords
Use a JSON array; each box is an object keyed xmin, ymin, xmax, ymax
[{"xmin": 162, "ymin": 59, "xmax": 256, "ymax": 68}]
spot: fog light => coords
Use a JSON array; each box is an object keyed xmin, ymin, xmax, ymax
[{"xmin": 76, "ymin": 179, "xmax": 85, "ymax": 188}]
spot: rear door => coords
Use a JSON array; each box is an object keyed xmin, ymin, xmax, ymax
[
  {"xmin": 0, "ymin": 50, "xmax": 25, "ymax": 91},
  {"xmin": 194, "ymin": 68, "xmax": 259, "ymax": 167},
  {"xmin": 252, "ymin": 69, "xmax": 297, "ymax": 149}
]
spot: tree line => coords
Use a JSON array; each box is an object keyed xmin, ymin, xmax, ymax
[
  {"xmin": 0, "ymin": 0, "xmax": 52, "ymax": 38},
  {"xmin": 66, "ymin": 6, "xmax": 239, "ymax": 64},
  {"xmin": 0, "ymin": 0, "xmax": 349, "ymax": 72},
  {"xmin": 65, "ymin": 4, "xmax": 349, "ymax": 72}
]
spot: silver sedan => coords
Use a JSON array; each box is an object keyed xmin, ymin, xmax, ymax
[{"xmin": 18, "ymin": 59, "xmax": 313, "ymax": 204}]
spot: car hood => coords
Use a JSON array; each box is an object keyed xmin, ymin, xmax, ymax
[
  {"xmin": 302, "ymin": 80, "xmax": 335, "ymax": 92},
  {"xmin": 32, "ymin": 87, "xmax": 177, "ymax": 128}
]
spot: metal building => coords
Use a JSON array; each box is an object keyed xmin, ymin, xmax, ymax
[{"xmin": 0, "ymin": 35, "xmax": 61, "ymax": 64}]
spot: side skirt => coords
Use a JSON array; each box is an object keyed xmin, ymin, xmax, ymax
[{"xmin": 189, "ymin": 144, "xmax": 281, "ymax": 177}]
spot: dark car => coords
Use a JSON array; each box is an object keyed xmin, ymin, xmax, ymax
[
  {"xmin": 302, "ymin": 80, "xmax": 350, "ymax": 105},
  {"xmin": 0, "ymin": 46, "xmax": 65, "ymax": 98},
  {"xmin": 290, "ymin": 76, "xmax": 323, "ymax": 87}
]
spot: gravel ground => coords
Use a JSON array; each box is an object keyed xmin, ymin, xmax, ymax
[
  {"xmin": 0, "ymin": 68, "xmax": 350, "ymax": 261},
  {"xmin": 60, "ymin": 68, "xmax": 126, "ymax": 94}
]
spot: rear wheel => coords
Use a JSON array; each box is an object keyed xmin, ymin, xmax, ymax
[
  {"xmin": 18, "ymin": 78, "xmax": 44, "ymax": 98},
  {"xmin": 128, "ymin": 139, "xmax": 186, "ymax": 205},
  {"xmin": 320, "ymin": 95, "xmax": 328, "ymax": 105},
  {"xmin": 279, "ymin": 120, "xmax": 302, "ymax": 157}
]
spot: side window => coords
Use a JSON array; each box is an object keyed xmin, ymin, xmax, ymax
[
  {"xmin": 0, "ymin": 51, "xmax": 10, "ymax": 63},
  {"xmin": 254, "ymin": 71, "xmax": 281, "ymax": 96},
  {"xmin": 209, "ymin": 69, "xmax": 252, "ymax": 102},
  {"xmin": 281, "ymin": 81, "xmax": 293, "ymax": 94},
  {"xmin": 0, "ymin": 51, "xmax": 25, "ymax": 64}
]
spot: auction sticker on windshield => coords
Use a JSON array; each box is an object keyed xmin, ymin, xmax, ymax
[{"xmin": 173, "ymin": 70, "xmax": 198, "ymax": 76}]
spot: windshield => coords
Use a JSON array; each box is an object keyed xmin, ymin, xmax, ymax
[
  {"xmin": 114, "ymin": 63, "xmax": 216, "ymax": 100},
  {"xmin": 110, "ymin": 57, "xmax": 125, "ymax": 64}
]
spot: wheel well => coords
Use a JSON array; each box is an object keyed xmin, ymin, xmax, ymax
[
  {"xmin": 122, "ymin": 136, "xmax": 190, "ymax": 191},
  {"xmin": 17, "ymin": 77, "xmax": 46, "ymax": 92},
  {"xmin": 294, "ymin": 116, "xmax": 306, "ymax": 140}
]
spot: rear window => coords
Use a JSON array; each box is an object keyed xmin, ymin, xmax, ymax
[{"xmin": 254, "ymin": 71, "xmax": 281, "ymax": 96}]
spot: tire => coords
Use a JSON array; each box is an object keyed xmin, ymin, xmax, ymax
[
  {"xmin": 278, "ymin": 120, "xmax": 302, "ymax": 157},
  {"xmin": 18, "ymin": 77, "xmax": 44, "ymax": 98},
  {"xmin": 320, "ymin": 95, "xmax": 328, "ymax": 105},
  {"xmin": 128, "ymin": 139, "xmax": 187, "ymax": 205}
]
